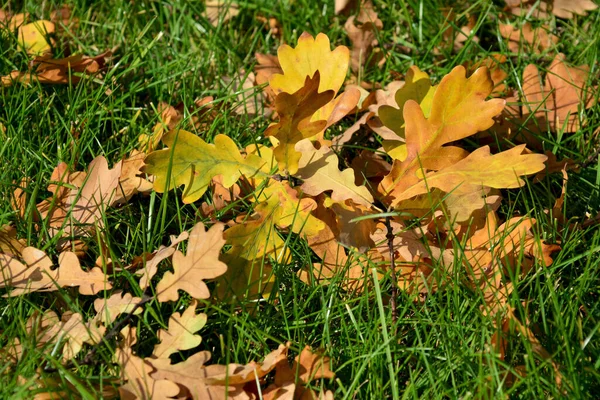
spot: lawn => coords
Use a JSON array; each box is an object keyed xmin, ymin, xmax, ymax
[{"xmin": 1, "ymin": 0, "xmax": 599, "ymax": 399}]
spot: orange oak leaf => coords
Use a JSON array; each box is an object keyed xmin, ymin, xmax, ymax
[
  {"xmin": 391, "ymin": 145, "xmax": 547, "ymax": 214},
  {"xmin": 505, "ymin": 0, "xmax": 597, "ymax": 19},
  {"xmin": 136, "ymin": 231, "xmax": 189, "ymax": 290},
  {"xmin": 267, "ymin": 346, "xmax": 336, "ymax": 400},
  {"xmin": 152, "ymin": 300, "xmax": 207, "ymax": 359},
  {"xmin": 2, "ymin": 52, "xmax": 110, "ymax": 86},
  {"xmin": 206, "ymin": 343, "xmax": 289, "ymax": 385},
  {"xmin": 117, "ymin": 347, "xmax": 180, "ymax": 400},
  {"xmin": 0, "ymin": 224, "xmax": 26, "ymax": 257},
  {"xmin": 203, "ymin": 0, "xmax": 240, "ymax": 26},
  {"xmin": 155, "ymin": 222, "xmax": 227, "ymax": 302},
  {"xmin": 112, "ymin": 150, "xmax": 153, "ymax": 206},
  {"xmin": 379, "ymin": 66, "xmax": 505, "ymax": 206},
  {"xmin": 265, "ymin": 72, "xmax": 334, "ymax": 174},
  {"xmin": 26, "ymin": 310, "xmax": 106, "ymax": 361}
]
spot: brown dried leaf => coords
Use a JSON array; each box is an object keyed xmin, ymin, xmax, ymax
[{"xmin": 156, "ymin": 222, "xmax": 227, "ymax": 302}]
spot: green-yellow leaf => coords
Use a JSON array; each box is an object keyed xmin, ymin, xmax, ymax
[
  {"xmin": 18, "ymin": 20, "xmax": 54, "ymax": 55},
  {"xmin": 144, "ymin": 130, "xmax": 266, "ymax": 204}
]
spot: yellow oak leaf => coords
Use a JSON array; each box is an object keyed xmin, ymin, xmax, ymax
[
  {"xmin": 379, "ymin": 66, "xmax": 506, "ymax": 206},
  {"xmin": 156, "ymin": 222, "xmax": 227, "ymax": 302},
  {"xmin": 270, "ymin": 32, "xmax": 348, "ymax": 97},
  {"xmin": 268, "ymin": 32, "xmax": 360, "ymax": 143},
  {"xmin": 144, "ymin": 129, "xmax": 267, "ymax": 203},
  {"xmin": 153, "ymin": 300, "xmax": 207, "ymax": 359},
  {"xmin": 18, "ymin": 20, "xmax": 55, "ymax": 55},
  {"xmin": 295, "ymin": 140, "xmax": 374, "ymax": 207},
  {"xmin": 215, "ymin": 254, "xmax": 276, "ymax": 302},
  {"xmin": 265, "ymin": 73, "xmax": 334, "ymax": 174}
]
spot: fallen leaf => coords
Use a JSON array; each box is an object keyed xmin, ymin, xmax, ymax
[
  {"xmin": 2, "ymin": 52, "xmax": 110, "ymax": 86},
  {"xmin": 203, "ymin": 0, "xmax": 240, "ymax": 26},
  {"xmin": 269, "ymin": 32, "xmax": 360, "ymax": 140},
  {"xmin": 136, "ymin": 231, "xmax": 189, "ymax": 289},
  {"xmin": 112, "ymin": 150, "xmax": 153, "ymax": 206},
  {"xmin": 265, "ymin": 73, "xmax": 334, "ymax": 174},
  {"xmin": 1, "ymin": 247, "xmax": 113, "ymax": 296},
  {"xmin": 345, "ymin": 3, "xmax": 385, "ymax": 73},
  {"xmin": 144, "ymin": 129, "xmax": 267, "ymax": 204},
  {"xmin": 18, "ymin": 20, "xmax": 54, "ymax": 55},
  {"xmin": 380, "ymin": 66, "xmax": 505, "ymax": 207},
  {"xmin": 117, "ymin": 347, "xmax": 181, "ymax": 400},
  {"xmin": 499, "ymin": 22, "xmax": 558, "ymax": 54},
  {"xmin": 149, "ymin": 351, "xmax": 242, "ymax": 400},
  {"xmin": 0, "ymin": 224, "xmax": 26, "ymax": 257},
  {"xmin": 500, "ymin": 53, "xmax": 596, "ymax": 134},
  {"xmin": 153, "ymin": 300, "xmax": 207, "ymax": 358},
  {"xmin": 156, "ymin": 222, "xmax": 227, "ymax": 302},
  {"xmin": 94, "ymin": 291, "xmax": 143, "ymax": 325},
  {"xmin": 335, "ymin": 0, "xmax": 358, "ymax": 14},
  {"xmin": 295, "ymin": 140, "xmax": 374, "ymax": 207}
]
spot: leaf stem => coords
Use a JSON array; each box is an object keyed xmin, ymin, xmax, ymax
[{"xmin": 385, "ymin": 215, "xmax": 399, "ymax": 334}]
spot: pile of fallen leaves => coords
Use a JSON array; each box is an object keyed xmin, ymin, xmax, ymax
[{"xmin": 1, "ymin": 1, "xmax": 598, "ymax": 398}]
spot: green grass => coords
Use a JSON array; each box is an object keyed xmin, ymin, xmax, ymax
[{"xmin": 1, "ymin": 0, "xmax": 599, "ymax": 399}]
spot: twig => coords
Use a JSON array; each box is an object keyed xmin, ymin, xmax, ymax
[{"xmin": 385, "ymin": 215, "xmax": 399, "ymax": 333}]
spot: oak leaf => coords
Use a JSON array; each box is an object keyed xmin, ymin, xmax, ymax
[
  {"xmin": 136, "ymin": 231, "xmax": 189, "ymax": 290},
  {"xmin": 94, "ymin": 291, "xmax": 143, "ymax": 325},
  {"xmin": 203, "ymin": 0, "xmax": 240, "ymax": 26},
  {"xmin": 499, "ymin": 23, "xmax": 557, "ymax": 54},
  {"xmin": 378, "ymin": 66, "xmax": 437, "ymax": 160},
  {"xmin": 501, "ymin": 53, "xmax": 596, "ymax": 134},
  {"xmin": 1, "ymin": 247, "xmax": 112, "ymax": 296},
  {"xmin": 117, "ymin": 347, "xmax": 180, "ymax": 400},
  {"xmin": 112, "ymin": 150, "xmax": 153, "ymax": 206},
  {"xmin": 155, "ymin": 222, "xmax": 227, "ymax": 302},
  {"xmin": 18, "ymin": 20, "xmax": 54, "ymax": 55},
  {"xmin": 149, "ymin": 351, "xmax": 243, "ymax": 400},
  {"xmin": 0, "ymin": 224, "xmax": 25, "ymax": 257},
  {"xmin": 391, "ymin": 145, "xmax": 547, "ymax": 214},
  {"xmin": 505, "ymin": 0, "xmax": 597, "ymax": 19},
  {"xmin": 269, "ymin": 32, "xmax": 360, "ymax": 141},
  {"xmin": 265, "ymin": 73, "xmax": 334, "ymax": 174},
  {"xmin": 2, "ymin": 52, "xmax": 110, "ymax": 86},
  {"xmin": 345, "ymin": 3, "xmax": 385, "ymax": 73},
  {"xmin": 267, "ymin": 346, "xmax": 335, "ymax": 400},
  {"xmin": 144, "ymin": 129, "xmax": 267, "ymax": 203},
  {"xmin": 295, "ymin": 140, "xmax": 374, "ymax": 207},
  {"xmin": 379, "ymin": 66, "xmax": 505, "ymax": 206},
  {"xmin": 153, "ymin": 300, "xmax": 207, "ymax": 358}
]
